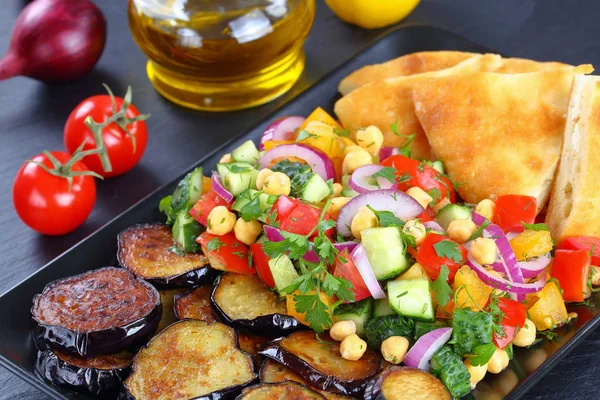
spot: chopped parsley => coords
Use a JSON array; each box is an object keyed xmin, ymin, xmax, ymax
[
  {"xmin": 469, "ymin": 343, "xmax": 496, "ymax": 366},
  {"xmin": 206, "ymin": 237, "xmax": 225, "ymax": 252},
  {"xmin": 433, "ymin": 240, "xmax": 464, "ymax": 262},
  {"xmin": 296, "ymin": 130, "xmax": 319, "ymax": 142},
  {"xmin": 371, "ymin": 167, "xmax": 397, "ymax": 185},
  {"xmin": 366, "ymin": 205, "xmax": 405, "ymax": 227},
  {"xmin": 239, "ymin": 191, "xmax": 264, "ymax": 221},
  {"xmin": 167, "ymin": 245, "xmax": 185, "ymax": 257},
  {"xmin": 431, "ymin": 265, "xmax": 453, "ymax": 307},
  {"xmin": 468, "ymin": 218, "xmax": 490, "ymax": 241},
  {"xmin": 521, "ymin": 222, "xmax": 550, "ymax": 231}
]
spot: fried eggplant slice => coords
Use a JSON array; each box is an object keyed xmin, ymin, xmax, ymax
[
  {"xmin": 211, "ymin": 273, "xmax": 302, "ymax": 335},
  {"xmin": 259, "ymin": 331, "xmax": 382, "ymax": 396},
  {"xmin": 121, "ymin": 320, "xmax": 257, "ymax": 400},
  {"xmin": 236, "ymin": 382, "xmax": 326, "ymax": 399},
  {"xmin": 157, "ymin": 288, "xmax": 187, "ymax": 333},
  {"xmin": 36, "ymin": 348, "xmax": 132, "ymax": 395},
  {"xmin": 238, "ymin": 332, "xmax": 270, "ymax": 369},
  {"xmin": 260, "ymin": 359, "xmax": 356, "ymax": 400},
  {"xmin": 31, "ymin": 267, "xmax": 161, "ymax": 358},
  {"xmin": 117, "ymin": 223, "xmax": 218, "ymax": 288},
  {"xmin": 174, "ymin": 284, "xmax": 219, "ymax": 323},
  {"xmin": 363, "ymin": 366, "xmax": 451, "ymax": 400}
]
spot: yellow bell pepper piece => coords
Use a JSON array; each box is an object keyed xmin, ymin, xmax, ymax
[
  {"xmin": 527, "ymin": 280, "xmax": 569, "ymax": 331},
  {"xmin": 299, "ymin": 107, "xmax": 342, "ymax": 131},
  {"xmin": 286, "ymin": 290, "xmax": 335, "ymax": 329},
  {"xmin": 397, "ymin": 263, "xmax": 428, "ymax": 281},
  {"xmin": 452, "ymin": 266, "xmax": 493, "ymax": 311},
  {"xmin": 202, "ymin": 176, "xmax": 213, "ymax": 194},
  {"xmin": 510, "ymin": 229, "xmax": 554, "ymax": 261}
]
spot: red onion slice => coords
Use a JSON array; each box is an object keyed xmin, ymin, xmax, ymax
[
  {"xmin": 349, "ymin": 165, "xmax": 395, "ymax": 194},
  {"xmin": 259, "ymin": 144, "xmax": 336, "ymax": 181},
  {"xmin": 466, "ymin": 254, "xmax": 546, "ymax": 294},
  {"xmin": 404, "ymin": 328, "xmax": 453, "ymax": 371},
  {"xmin": 259, "ymin": 116, "xmax": 305, "ymax": 150},
  {"xmin": 379, "ymin": 146, "xmax": 400, "ymax": 161},
  {"xmin": 350, "ymin": 244, "xmax": 386, "ymax": 299},
  {"xmin": 211, "ymin": 171, "xmax": 234, "ymax": 203},
  {"xmin": 519, "ymin": 253, "xmax": 552, "ymax": 278},
  {"xmin": 423, "ymin": 221, "xmax": 446, "ymax": 234},
  {"xmin": 337, "ymin": 190, "xmax": 424, "ymax": 237}
]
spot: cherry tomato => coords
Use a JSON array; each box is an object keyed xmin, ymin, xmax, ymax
[
  {"xmin": 64, "ymin": 93, "xmax": 147, "ymax": 178},
  {"xmin": 381, "ymin": 155, "xmax": 456, "ymax": 202},
  {"xmin": 333, "ymin": 250, "xmax": 371, "ymax": 302},
  {"xmin": 13, "ymin": 152, "xmax": 96, "ymax": 235},
  {"xmin": 493, "ymin": 195, "xmax": 537, "ymax": 233},
  {"xmin": 417, "ymin": 233, "xmax": 467, "ymax": 281}
]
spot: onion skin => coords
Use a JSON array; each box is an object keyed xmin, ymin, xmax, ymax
[{"xmin": 0, "ymin": 0, "xmax": 107, "ymax": 83}]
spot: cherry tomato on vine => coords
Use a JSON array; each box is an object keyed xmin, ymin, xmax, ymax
[
  {"xmin": 64, "ymin": 86, "xmax": 148, "ymax": 178},
  {"xmin": 13, "ymin": 152, "xmax": 96, "ymax": 235}
]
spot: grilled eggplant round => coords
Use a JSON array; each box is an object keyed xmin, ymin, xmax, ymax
[
  {"xmin": 259, "ymin": 331, "xmax": 382, "ymax": 396},
  {"xmin": 237, "ymin": 332, "xmax": 270, "ymax": 369},
  {"xmin": 259, "ymin": 359, "xmax": 357, "ymax": 400},
  {"xmin": 363, "ymin": 366, "xmax": 451, "ymax": 400},
  {"xmin": 236, "ymin": 382, "xmax": 326, "ymax": 399},
  {"xmin": 117, "ymin": 223, "xmax": 218, "ymax": 288},
  {"xmin": 174, "ymin": 284, "xmax": 220, "ymax": 323},
  {"xmin": 32, "ymin": 267, "xmax": 161, "ymax": 358},
  {"xmin": 121, "ymin": 320, "xmax": 257, "ymax": 400},
  {"xmin": 36, "ymin": 348, "xmax": 133, "ymax": 395},
  {"xmin": 211, "ymin": 273, "xmax": 302, "ymax": 335}
]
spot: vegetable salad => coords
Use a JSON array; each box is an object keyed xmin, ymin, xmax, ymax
[{"xmin": 158, "ymin": 107, "xmax": 600, "ymax": 398}]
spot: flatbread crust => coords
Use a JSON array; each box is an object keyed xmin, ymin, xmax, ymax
[
  {"xmin": 334, "ymin": 54, "xmax": 504, "ymax": 160},
  {"xmin": 412, "ymin": 65, "xmax": 593, "ymax": 212},
  {"xmin": 546, "ymin": 75, "xmax": 600, "ymax": 239}
]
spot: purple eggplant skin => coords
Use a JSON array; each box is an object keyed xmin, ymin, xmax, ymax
[
  {"xmin": 259, "ymin": 338, "xmax": 377, "ymax": 397},
  {"xmin": 210, "ymin": 275, "xmax": 304, "ymax": 336},
  {"xmin": 36, "ymin": 349, "xmax": 131, "ymax": 395},
  {"xmin": 32, "ymin": 268, "xmax": 162, "ymax": 358}
]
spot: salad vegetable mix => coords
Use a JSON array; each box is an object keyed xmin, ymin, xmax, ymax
[{"xmin": 158, "ymin": 107, "xmax": 596, "ymax": 398}]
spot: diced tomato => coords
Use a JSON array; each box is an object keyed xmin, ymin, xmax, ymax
[
  {"xmin": 269, "ymin": 195, "xmax": 299, "ymax": 226},
  {"xmin": 250, "ymin": 243, "xmax": 275, "ymax": 288},
  {"xmin": 558, "ymin": 236, "xmax": 600, "ymax": 266},
  {"xmin": 417, "ymin": 207, "xmax": 435, "ymax": 222},
  {"xmin": 333, "ymin": 250, "xmax": 371, "ymax": 302},
  {"xmin": 550, "ymin": 249, "xmax": 591, "ymax": 302},
  {"xmin": 497, "ymin": 298, "xmax": 526, "ymax": 327},
  {"xmin": 189, "ymin": 191, "xmax": 233, "ymax": 227},
  {"xmin": 197, "ymin": 232, "xmax": 254, "ymax": 275},
  {"xmin": 494, "ymin": 324, "xmax": 517, "ymax": 349},
  {"xmin": 381, "ymin": 155, "xmax": 456, "ymax": 203},
  {"xmin": 493, "ymin": 195, "xmax": 537, "ymax": 233},
  {"xmin": 278, "ymin": 200, "xmax": 333, "ymax": 239},
  {"xmin": 417, "ymin": 233, "xmax": 467, "ymax": 281}
]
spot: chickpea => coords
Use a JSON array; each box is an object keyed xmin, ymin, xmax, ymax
[
  {"xmin": 340, "ymin": 334, "xmax": 367, "ymax": 361},
  {"xmin": 332, "ymin": 183, "xmax": 343, "ymax": 197},
  {"xmin": 305, "ymin": 121, "xmax": 334, "ymax": 136},
  {"xmin": 356, "ymin": 126, "xmax": 384, "ymax": 156},
  {"xmin": 475, "ymin": 199, "xmax": 496, "ymax": 220},
  {"xmin": 344, "ymin": 145, "xmax": 364, "ymax": 156},
  {"xmin": 233, "ymin": 218, "xmax": 262, "ymax": 245},
  {"xmin": 487, "ymin": 348, "xmax": 509, "ymax": 374},
  {"xmin": 342, "ymin": 148, "xmax": 372, "ymax": 175},
  {"xmin": 263, "ymin": 172, "xmax": 291, "ymax": 196},
  {"xmin": 350, "ymin": 206, "xmax": 377, "ymax": 239},
  {"xmin": 380, "ymin": 336, "xmax": 409, "ymax": 365},
  {"xmin": 406, "ymin": 187, "xmax": 434, "ymax": 209},
  {"xmin": 329, "ymin": 320, "xmax": 356, "ymax": 341},
  {"xmin": 447, "ymin": 219, "xmax": 477, "ymax": 243},
  {"xmin": 470, "ymin": 237, "xmax": 498, "ymax": 265},
  {"xmin": 219, "ymin": 153, "xmax": 233, "ymax": 163},
  {"xmin": 328, "ymin": 197, "xmax": 351, "ymax": 220},
  {"xmin": 432, "ymin": 198, "xmax": 451, "ymax": 215},
  {"xmin": 402, "ymin": 219, "xmax": 427, "ymax": 246},
  {"xmin": 465, "ymin": 359, "xmax": 488, "ymax": 389},
  {"xmin": 207, "ymin": 206, "xmax": 236, "ymax": 235},
  {"xmin": 256, "ymin": 168, "xmax": 274, "ymax": 190},
  {"xmin": 513, "ymin": 318, "xmax": 536, "ymax": 347}
]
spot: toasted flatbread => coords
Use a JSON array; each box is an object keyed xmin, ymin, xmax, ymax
[
  {"xmin": 338, "ymin": 51, "xmax": 476, "ymax": 95},
  {"xmin": 546, "ymin": 75, "xmax": 600, "ymax": 239},
  {"xmin": 412, "ymin": 65, "xmax": 594, "ymax": 212},
  {"xmin": 334, "ymin": 54, "xmax": 505, "ymax": 160}
]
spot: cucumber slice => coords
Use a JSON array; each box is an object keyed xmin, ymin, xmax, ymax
[
  {"xmin": 430, "ymin": 345, "xmax": 471, "ymax": 399},
  {"xmin": 432, "ymin": 160, "xmax": 445, "ymax": 174},
  {"xmin": 171, "ymin": 167, "xmax": 204, "ymax": 213},
  {"xmin": 216, "ymin": 162, "xmax": 259, "ymax": 196},
  {"xmin": 340, "ymin": 189, "xmax": 358, "ymax": 198},
  {"xmin": 231, "ymin": 140, "xmax": 259, "ymax": 164},
  {"xmin": 387, "ymin": 278, "xmax": 434, "ymax": 321},
  {"xmin": 333, "ymin": 298, "xmax": 373, "ymax": 338},
  {"xmin": 268, "ymin": 254, "xmax": 299, "ymax": 293},
  {"xmin": 361, "ymin": 227, "xmax": 409, "ymax": 280},
  {"xmin": 232, "ymin": 190, "xmax": 274, "ymax": 222},
  {"xmin": 216, "ymin": 162, "xmax": 254, "ymax": 181},
  {"xmin": 300, "ymin": 174, "xmax": 331, "ymax": 203},
  {"xmin": 373, "ymin": 298, "xmax": 395, "ymax": 317},
  {"xmin": 341, "ymin": 175, "xmax": 359, "ymax": 197},
  {"xmin": 436, "ymin": 203, "xmax": 472, "ymax": 230},
  {"xmin": 414, "ymin": 320, "xmax": 448, "ymax": 340},
  {"xmin": 172, "ymin": 211, "xmax": 203, "ymax": 252}
]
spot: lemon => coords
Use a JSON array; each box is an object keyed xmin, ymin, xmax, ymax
[{"xmin": 325, "ymin": 0, "xmax": 421, "ymax": 29}]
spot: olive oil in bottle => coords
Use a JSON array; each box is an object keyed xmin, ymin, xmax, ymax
[{"xmin": 128, "ymin": 0, "xmax": 316, "ymax": 111}]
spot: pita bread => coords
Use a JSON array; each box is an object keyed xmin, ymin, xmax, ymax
[
  {"xmin": 334, "ymin": 54, "xmax": 505, "ymax": 160},
  {"xmin": 339, "ymin": 52, "xmax": 573, "ymax": 95},
  {"xmin": 412, "ymin": 65, "xmax": 594, "ymax": 212},
  {"xmin": 546, "ymin": 75, "xmax": 600, "ymax": 239},
  {"xmin": 338, "ymin": 51, "xmax": 475, "ymax": 95}
]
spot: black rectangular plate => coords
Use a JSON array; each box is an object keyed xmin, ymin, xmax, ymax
[{"xmin": 1, "ymin": 24, "xmax": 598, "ymax": 400}]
